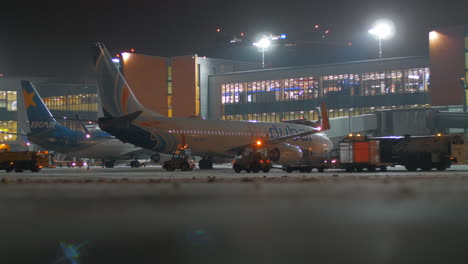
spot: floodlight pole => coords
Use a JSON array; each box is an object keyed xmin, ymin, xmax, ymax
[
  {"xmin": 261, "ymin": 47, "xmax": 265, "ymax": 68},
  {"xmin": 378, "ymin": 37, "xmax": 383, "ymax": 58}
]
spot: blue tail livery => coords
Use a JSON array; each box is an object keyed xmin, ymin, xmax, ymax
[{"xmin": 20, "ymin": 80, "xmax": 151, "ymax": 166}]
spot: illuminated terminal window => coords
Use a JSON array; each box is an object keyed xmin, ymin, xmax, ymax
[
  {"xmin": 221, "ymin": 67, "xmax": 430, "ymax": 105},
  {"xmin": 0, "ymin": 121, "xmax": 17, "ymax": 141},
  {"xmin": 222, "ymin": 105, "xmax": 428, "ymax": 122},
  {"xmin": 43, "ymin": 94, "xmax": 98, "ymax": 112},
  {"xmin": 0, "ymin": 91, "xmax": 17, "ymax": 111},
  {"xmin": 465, "ymin": 36, "xmax": 468, "ymax": 81}
]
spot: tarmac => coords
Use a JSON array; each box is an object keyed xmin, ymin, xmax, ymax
[{"xmin": 2, "ymin": 165, "xmax": 468, "ymax": 263}]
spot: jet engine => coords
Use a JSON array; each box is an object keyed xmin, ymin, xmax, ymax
[{"xmin": 267, "ymin": 143, "xmax": 303, "ymax": 165}]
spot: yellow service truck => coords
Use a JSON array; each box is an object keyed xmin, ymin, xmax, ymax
[{"xmin": 0, "ymin": 151, "xmax": 49, "ymax": 172}]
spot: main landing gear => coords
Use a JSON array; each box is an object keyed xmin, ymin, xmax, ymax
[
  {"xmin": 102, "ymin": 160, "xmax": 115, "ymax": 168},
  {"xmin": 130, "ymin": 159, "xmax": 141, "ymax": 168}
]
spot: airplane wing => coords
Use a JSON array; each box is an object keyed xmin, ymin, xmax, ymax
[
  {"xmin": 225, "ymin": 126, "xmax": 323, "ymax": 154},
  {"xmin": 54, "ymin": 116, "xmax": 99, "ymax": 124},
  {"xmin": 0, "ymin": 131, "xmax": 25, "ymax": 136},
  {"xmin": 117, "ymin": 148, "xmax": 162, "ymax": 160},
  {"xmin": 52, "ymin": 117, "xmax": 117, "ymax": 139}
]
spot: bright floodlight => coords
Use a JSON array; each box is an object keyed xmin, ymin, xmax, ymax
[
  {"xmin": 368, "ymin": 20, "xmax": 395, "ymax": 58},
  {"xmin": 429, "ymin": 31, "xmax": 439, "ymax": 40},
  {"xmin": 253, "ymin": 37, "xmax": 271, "ymax": 68},
  {"xmin": 122, "ymin": 52, "xmax": 130, "ymax": 61},
  {"xmin": 254, "ymin": 37, "xmax": 271, "ymax": 48},
  {"xmin": 368, "ymin": 21, "xmax": 394, "ymax": 40}
]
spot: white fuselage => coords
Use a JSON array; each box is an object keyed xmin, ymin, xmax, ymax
[
  {"xmin": 132, "ymin": 115, "xmax": 334, "ymax": 158},
  {"xmin": 64, "ymin": 138, "xmax": 143, "ymax": 160}
]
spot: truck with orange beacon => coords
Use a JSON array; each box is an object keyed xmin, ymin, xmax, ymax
[{"xmin": 0, "ymin": 143, "xmax": 50, "ymax": 172}]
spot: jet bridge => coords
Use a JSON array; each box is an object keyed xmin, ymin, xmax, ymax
[
  {"xmin": 427, "ymin": 111, "xmax": 468, "ymax": 129},
  {"xmin": 324, "ymin": 108, "xmax": 438, "ymax": 141},
  {"xmin": 323, "ymin": 114, "xmax": 378, "ymax": 139}
]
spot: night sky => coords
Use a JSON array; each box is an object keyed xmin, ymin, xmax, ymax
[{"xmin": 0, "ymin": 1, "xmax": 467, "ymax": 80}]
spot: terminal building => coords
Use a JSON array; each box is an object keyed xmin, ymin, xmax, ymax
[{"xmin": 0, "ymin": 25, "xmax": 466, "ymax": 150}]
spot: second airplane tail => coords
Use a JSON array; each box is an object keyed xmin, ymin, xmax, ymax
[{"xmin": 21, "ymin": 80, "xmax": 62, "ymax": 134}]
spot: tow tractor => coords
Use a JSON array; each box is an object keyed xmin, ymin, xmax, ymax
[
  {"xmin": 232, "ymin": 142, "xmax": 273, "ymax": 173},
  {"xmin": 163, "ymin": 146, "xmax": 196, "ymax": 171}
]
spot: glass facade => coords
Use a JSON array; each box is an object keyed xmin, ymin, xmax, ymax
[
  {"xmin": 0, "ymin": 121, "xmax": 17, "ymax": 141},
  {"xmin": 465, "ymin": 35, "xmax": 468, "ymax": 82},
  {"xmin": 223, "ymin": 105, "xmax": 430, "ymax": 122},
  {"xmin": 168, "ymin": 66, "xmax": 173, "ymax": 117},
  {"xmin": 43, "ymin": 94, "xmax": 98, "ymax": 112},
  {"xmin": 0, "ymin": 91, "xmax": 17, "ymax": 111},
  {"xmin": 35, "ymin": 83, "xmax": 99, "ymax": 131},
  {"xmin": 0, "ymin": 90, "xmax": 18, "ymax": 140},
  {"xmin": 221, "ymin": 67, "xmax": 430, "ymax": 121}
]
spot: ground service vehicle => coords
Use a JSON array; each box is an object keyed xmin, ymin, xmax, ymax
[
  {"xmin": 233, "ymin": 146, "xmax": 272, "ymax": 173},
  {"xmin": 163, "ymin": 147, "xmax": 196, "ymax": 171},
  {"xmin": 282, "ymin": 149, "xmax": 330, "ymax": 173},
  {"xmin": 338, "ymin": 135, "xmax": 392, "ymax": 172},
  {"xmin": 337, "ymin": 134, "xmax": 454, "ymax": 172},
  {"xmin": 0, "ymin": 150, "xmax": 49, "ymax": 172}
]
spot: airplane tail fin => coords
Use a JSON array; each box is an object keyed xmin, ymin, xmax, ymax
[
  {"xmin": 21, "ymin": 80, "xmax": 62, "ymax": 134},
  {"xmin": 318, "ymin": 102, "xmax": 330, "ymax": 131},
  {"xmin": 93, "ymin": 42, "xmax": 154, "ymax": 118}
]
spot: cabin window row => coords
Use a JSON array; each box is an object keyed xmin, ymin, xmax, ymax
[{"xmin": 168, "ymin": 129, "xmax": 268, "ymax": 137}]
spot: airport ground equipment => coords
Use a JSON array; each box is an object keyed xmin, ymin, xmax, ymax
[
  {"xmin": 233, "ymin": 147, "xmax": 272, "ymax": 173},
  {"xmin": 337, "ymin": 134, "xmax": 454, "ymax": 172},
  {"xmin": 163, "ymin": 147, "xmax": 196, "ymax": 171},
  {"xmin": 338, "ymin": 135, "xmax": 392, "ymax": 172},
  {"xmin": 0, "ymin": 149, "xmax": 49, "ymax": 172},
  {"xmin": 281, "ymin": 149, "xmax": 331, "ymax": 173}
]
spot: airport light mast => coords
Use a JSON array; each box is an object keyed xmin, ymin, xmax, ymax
[
  {"xmin": 368, "ymin": 20, "xmax": 394, "ymax": 58},
  {"xmin": 253, "ymin": 36, "xmax": 271, "ymax": 68}
]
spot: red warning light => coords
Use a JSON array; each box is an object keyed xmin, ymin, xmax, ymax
[
  {"xmin": 241, "ymin": 32, "xmax": 244, "ymax": 36},
  {"xmin": 325, "ymin": 30, "xmax": 330, "ymax": 34},
  {"xmin": 130, "ymin": 48, "xmax": 135, "ymax": 52},
  {"xmin": 116, "ymin": 54, "xmax": 120, "ymax": 58},
  {"xmin": 348, "ymin": 42, "xmax": 353, "ymax": 46},
  {"xmin": 315, "ymin": 24, "xmax": 320, "ymax": 29},
  {"xmin": 216, "ymin": 28, "xmax": 221, "ymax": 32}
]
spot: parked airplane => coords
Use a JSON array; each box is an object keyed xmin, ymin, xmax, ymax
[
  {"xmin": 20, "ymin": 80, "xmax": 158, "ymax": 168},
  {"xmin": 93, "ymin": 42, "xmax": 333, "ymax": 169}
]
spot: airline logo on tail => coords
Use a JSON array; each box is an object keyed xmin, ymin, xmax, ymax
[
  {"xmin": 30, "ymin": 121, "xmax": 56, "ymax": 129},
  {"xmin": 22, "ymin": 89, "xmax": 37, "ymax": 109}
]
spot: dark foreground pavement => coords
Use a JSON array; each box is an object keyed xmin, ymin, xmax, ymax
[{"xmin": 1, "ymin": 172, "xmax": 468, "ymax": 263}]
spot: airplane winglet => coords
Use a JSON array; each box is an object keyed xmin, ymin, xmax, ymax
[{"xmin": 75, "ymin": 114, "xmax": 92, "ymax": 136}]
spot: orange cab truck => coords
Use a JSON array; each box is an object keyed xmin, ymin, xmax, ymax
[{"xmin": 0, "ymin": 144, "xmax": 49, "ymax": 172}]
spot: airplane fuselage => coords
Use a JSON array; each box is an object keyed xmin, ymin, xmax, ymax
[{"xmin": 100, "ymin": 114, "xmax": 333, "ymax": 159}]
